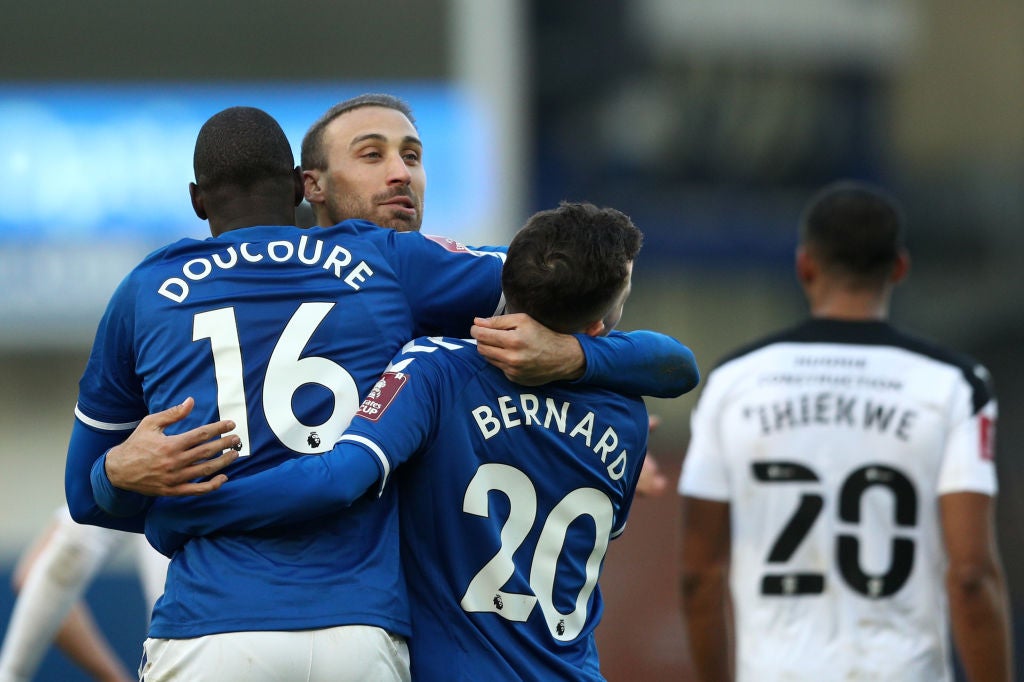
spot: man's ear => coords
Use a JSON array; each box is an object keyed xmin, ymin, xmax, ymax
[
  {"xmin": 583, "ymin": 319, "xmax": 605, "ymax": 338},
  {"xmin": 292, "ymin": 166, "xmax": 304, "ymax": 207},
  {"xmin": 189, "ymin": 182, "xmax": 207, "ymax": 220},
  {"xmin": 795, "ymin": 245, "xmax": 816, "ymax": 286},
  {"xmin": 303, "ymin": 169, "xmax": 324, "ymax": 204},
  {"xmin": 891, "ymin": 249, "xmax": 910, "ymax": 284}
]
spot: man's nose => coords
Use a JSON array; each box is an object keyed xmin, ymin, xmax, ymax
[{"xmin": 386, "ymin": 154, "xmax": 412, "ymax": 185}]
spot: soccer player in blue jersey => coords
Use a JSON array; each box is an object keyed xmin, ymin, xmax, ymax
[
  {"xmin": 64, "ymin": 105, "xmax": 509, "ymax": 680},
  {"xmin": 92, "ymin": 92, "xmax": 697, "ymax": 502},
  {"xmin": 300, "ymin": 92, "xmax": 675, "ymax": 390},
  {"xmin": 140, "ymin": 202, "xmax": 659, "ymax": 681},
  {"xmin": 66, "ymin": 107, "xmax": 697, "ymax": 681}
]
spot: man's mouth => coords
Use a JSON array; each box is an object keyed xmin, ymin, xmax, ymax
[{"xmin": 381, "ymin": 196, "xmax": 416, "ymax": 215}]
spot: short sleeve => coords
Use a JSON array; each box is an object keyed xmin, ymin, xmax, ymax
[
  {"xmin": 937, "ymin": 372, "xmax": 998, "ymax": 496},
  {"xmin": 677, "ymin": 372, "xmax": 731, "ymax": 501}
]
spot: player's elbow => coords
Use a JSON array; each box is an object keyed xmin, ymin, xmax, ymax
[
  {"xmin": 65, "ymin": 501, "xmax": 91, "ymax": 526},
  {"xmin": 65, "ymin": 483, "xmax": 98, "ymax": 527},
  {"xmin": 656, "ymin": 357, "xmax": 701, "ymax": 399},
  {"xmin": 946, "ymin": 558, "xmax": 1001, "ymax": 601},
  {"xmin": 679, "ymin": 563, "xmax": 727, "ymax": 602},
  {"xmin": 672, "ymin": 359, "xmax": 701, "ymax": 396}
]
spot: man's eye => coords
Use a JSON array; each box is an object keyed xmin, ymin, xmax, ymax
[
  {"xmin": 403, "ymin": 151, "xmax": 421, "ymax": 163},
  {"xmin": 361, "ymin": 151, "xmax": 382, "ymax": 159}
]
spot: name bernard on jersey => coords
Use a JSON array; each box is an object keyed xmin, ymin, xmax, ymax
[
  {"xmin": 471, "ymin": 394, "xmax": 629, "ymax": 481},
  {"xmin": 158, "ymin": 235, "xmax": 374, "ymax": 302}
]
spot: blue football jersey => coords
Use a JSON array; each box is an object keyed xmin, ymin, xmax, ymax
[
  {"xmin": 72, "ymin": 221, "xmax": 503, "ymax": 638},
  {"xmin": 344, "ymin": 337, "xmax": 650, "ymax": 681}
]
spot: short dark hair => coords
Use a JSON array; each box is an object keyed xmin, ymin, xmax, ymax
[
  {"xmin": 193, "ymin": 106, "xmax": 295, "ymax": 192},
  {"xmin": 301, "ymin": 93, "xmax": 416, "ymax": 171},
  {"xmin": 502, "ymin": 202, "xmax": 643, "ymax": 334},
  {"xmin": 800, "ymin": 181, "xmax": 906, "ymax": 284}
]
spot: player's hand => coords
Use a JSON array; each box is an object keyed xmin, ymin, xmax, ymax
[
  {"xmin": 472, "ymin": 314, "xmax": 585, "ymax": 386},
  {"xmin": 104, "ymin": 397, "xmax": 241, "ymax": 497},
  {"xmin": 636, "ymin": 415, "xmax": 668, "ymax": 497}
]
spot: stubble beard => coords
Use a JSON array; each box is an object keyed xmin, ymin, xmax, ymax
[{"xmin": 325, "ymin": 191, "xmax": 423, "ymax": 232}]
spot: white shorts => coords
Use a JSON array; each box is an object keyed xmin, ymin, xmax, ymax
[{"xmin": 140, "ymin": 625, "xmax": 410, "ymax": 682}]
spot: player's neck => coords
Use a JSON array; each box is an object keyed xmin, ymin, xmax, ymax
[
  {"xmin": 808, "ymin": 292, "xmax": 890, "ymax": 321},
  {"xmin": 209, "ymin": 211, "xmax": 296, "ymax": 236}
]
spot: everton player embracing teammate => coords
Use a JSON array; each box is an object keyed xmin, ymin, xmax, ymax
[
  {"xmin": 65, "ymin": 105, "xmax": 697, "ymax": 681},
  {"xmin": 139, "ymin": 202, "xmax": 665, "ymax": 681}
]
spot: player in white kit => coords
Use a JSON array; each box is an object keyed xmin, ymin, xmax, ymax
[
  {"xmin": 0, "ymin": 507, "xmax": 167, "ymax": 682},
  {"xmin": 677, "ymin": 181, "xmax": 1013, "ymax": 681}
]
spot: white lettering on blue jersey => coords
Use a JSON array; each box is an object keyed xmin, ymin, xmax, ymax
[
  {"xmin": 158, "ymin": 235, "xmax": 374, "ymax": 303},
  {"xmin": 470, "ymin": 394, "xmax": 629, "ymax": 480}
]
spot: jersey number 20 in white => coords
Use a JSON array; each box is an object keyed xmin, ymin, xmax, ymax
[{"xmin": 459, "ymin": 463, "xmax": 612, "ymax": 641}]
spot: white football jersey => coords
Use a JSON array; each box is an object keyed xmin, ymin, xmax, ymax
[{"xmin": 678, "ymin": 318, "xmax": 997, "ymax": 682}]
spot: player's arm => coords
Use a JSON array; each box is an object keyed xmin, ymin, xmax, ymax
[
  {"xmin": 144, "ymin": 442, "xmax": 384, "ymax": 556},
  {"xmin": 678, "ymin": 496, "xmax": 733, "ymax": 682},
  {"xmin": 388, "ymin": 231, "xmax": 701, "ymax": 396},
  {"xmin": 145, "ymin": 342, "xmax": 444, "ymax": 555},
  {"xmin": 76, "ymin": 398, "xmax": 238, "ymax": 529},
  {"xmin": 941, "ymin": 491, "xmax": 1014, "ymax": 682},
  {"xmin": 937, "ymin": 373, "xmax": 1012, "ymax": 681},
  {"xmin": 67, "ymin": 275, "xmax": 233, "ymax": 528},
  {"xmin": 579, "ymin": 329, "xmax": 698, "ymax": 397},
  {"xmin": 96, "ymin": 398, "xmax": 239, "ymax": 500},
  {"xmin": 473, "ymin": 318, "xmax": 700, "ymax": 397},
  {"xmin": 65, "ymin": 421, "xmax": 147, "ymax": 533},
  {"xmin": 64, "ymin": 278, "xmax": 150, "ymax": 531},
  {"xmin": 385, "ymin": 230, "xmax": 506, "ymax": 337}
]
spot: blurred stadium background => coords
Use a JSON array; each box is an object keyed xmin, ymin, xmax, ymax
[{"xmin": 1, "ymin": 1, "xmax": 1020, "ymax": 679}]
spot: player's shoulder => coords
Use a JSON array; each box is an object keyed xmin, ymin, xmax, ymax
[
  {"xmin": 327, "ymin": 219, "xmax": 431, "ymax": 247},
  {"xmin": 705, "ymin": 320, "xmax": 811, "ymax": 378},
  {"xmin": 395, "ymin": 336, "xmax": 484, "ymax": 368},
  {"xmin": 420, "ymin": 234, "xmax": 508, "ymax": 257},
  {"xmin": 711, "ymin": 318, "xmax": 993, "ymax": 408},
  {"xmin": 717, "ymin": 318, "xmax": 973, "ymax": 365},
  {"xmin": 329, "ymin": 221, "xmax": 502, "ymax": 258},
  {"xmin": 878, "ymin": 324, "xmax": 994, "ymax": 410},
  {"xmin": 116, "ymin": 237, "xmax": 202, "ymax": 291},
  {"xmin": 325, "ymin": 218, "xmax": 384, "ymax": 238},
  {"xmin": 306, "ymin": 220, "xmax": 387, "ymax": 251}
]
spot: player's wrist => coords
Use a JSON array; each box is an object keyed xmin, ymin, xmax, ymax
[
  {"xmin": 103, "ymin": 445, "xmax": 130, "ymax": 490},
  {"xmin": 557, "ymin": 333, "xmax": 585, "ymax": 382}
]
